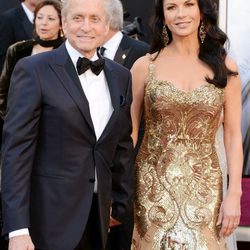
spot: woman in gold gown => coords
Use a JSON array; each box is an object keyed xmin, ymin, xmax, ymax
[{"xmin": 131, "ymin": 0, "xmax": 243, "ymax": 249}]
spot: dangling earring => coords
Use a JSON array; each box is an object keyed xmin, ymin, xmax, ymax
[
  {"xmin": 59, "ymin": 28, "xmax": 64, "ymax": 38},
  {"xmin": 162, "ymin": 25, "xmax": 169, "ymax": 46},
  {"xmin": 199, "ymin": 21, "xmax": 206, "ymax": 44}
]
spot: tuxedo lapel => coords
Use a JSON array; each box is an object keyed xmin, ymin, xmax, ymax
[
  {"xmin": 96, "ymin": 60, "xmax": 120, "ymax": 142},
  {"xmin": 104, "ymin": 63, "xmax": 120, "ymax": 112},
  {"xmin": 113, "ymin": 36, "xmax": 131, "ymax": 66},
  {"xmin": 49, "ymin": 45, "xmax": 95, "ymax": 133}
]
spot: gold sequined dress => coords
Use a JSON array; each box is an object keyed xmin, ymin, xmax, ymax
[{"xmin": 132, "ymin": 60, "xmax": 227, "ymax": 250}]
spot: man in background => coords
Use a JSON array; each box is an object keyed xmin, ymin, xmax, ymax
[
  {"xmin": 101, "ymin": 1, "xmax": 149, "ymax": 249},
  {"xmin": 99, "ymin": 0, "xmax": 149, "ymax": 70},
  {"xmin": 0, "ymin": 0, "xmax": 39, "ymax": 72},
  {"xmin": 0, "ymin": 0, "xmax": 19, "ymax": 14},
  {"xmin": 0, "ymin": 0, "xmax": 39, "ymax": 182}
]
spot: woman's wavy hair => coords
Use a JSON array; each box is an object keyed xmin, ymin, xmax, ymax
[{"xmin": 150, "ymin": 0, "xmax": 237, "ymax": 88}]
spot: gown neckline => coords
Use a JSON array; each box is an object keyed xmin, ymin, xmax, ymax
[{"xmin": 151, "ymin": 76, "xmax": 211, "ymax": 94}]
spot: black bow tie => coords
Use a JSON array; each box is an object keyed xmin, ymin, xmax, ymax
[{"xmin": 76, "ymin": 57, "xmax": 105, "ymax": 76}]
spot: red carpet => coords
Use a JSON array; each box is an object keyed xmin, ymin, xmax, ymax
[{"xmin": 239, "ymin": 177, "xmax": 250, "ymax": 226}]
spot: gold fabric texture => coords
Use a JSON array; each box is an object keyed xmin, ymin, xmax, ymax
[{"xmin": 132, "ymin": 62, "xmax": 227, "ymax": 250}]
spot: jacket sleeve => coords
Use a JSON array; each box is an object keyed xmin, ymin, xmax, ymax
[
  {"xmin": 111, "ymin": 72, "xmax": 135, "ymax": 223},
  {"xmin": 1, "ymin": 57, "xmax": 42, "ymax": 235}
]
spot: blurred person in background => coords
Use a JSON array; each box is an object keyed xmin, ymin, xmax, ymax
[
  {"xmin": 0, "ymin": 0, "xmax": 40, "ymax": 73},
  {"xmin": 0, "ymin": 0, "xmax": 64, "ymax": 120},
  {"xmin": 99, "ymin": 0, "xmax": 149, "ymax": 70},
  {"xmin": 0, "ymin": 0, "xmax": 19, "ymax": 14},
  {"xmin": 0, "ymin": 0, "xmax": 40, "ymax": 167}
]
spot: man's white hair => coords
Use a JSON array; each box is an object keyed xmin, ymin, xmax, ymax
[
  {"xmin": 61, "ymin": 0, "xmax": 123, "ymax": 29},
  {"xmin": 108, "ymin": 0, "xmax": 123, "ymax": 30}
]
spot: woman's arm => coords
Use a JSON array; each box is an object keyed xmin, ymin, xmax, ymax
[
  {"xmin": 130, "ymin": 56, "xmax": 149, "ymax": 147},
  {"xmin": 218, "ymin": 56, "xmax": 243, "ymax": 237}
]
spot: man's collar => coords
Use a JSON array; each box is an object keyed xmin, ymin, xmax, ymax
[
  {"xmin": 102, "ymin": 31, "xmax": 123, "ymax": 52},
  {"xmin": 65, "ymin": 40, "xmax": 98, "ymax": 68},
  {"xmin": 21, "ymin": 2, "xmax": 34, "ymax": 23}
]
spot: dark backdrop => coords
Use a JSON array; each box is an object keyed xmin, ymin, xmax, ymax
[
  {"xmin": 121, "ymin": 0, "xmax": 220, "ymax": 43},
  {"xmin": 121, "ymin": 0, "xmax": 154, "ymax": 43}
]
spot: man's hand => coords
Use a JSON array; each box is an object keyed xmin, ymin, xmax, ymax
[
  {"xmin": 109, "ymin": 216, "xmax": 122, "ymax": 227},
  {"xmin": 109, "ymin": 206, "xmax": 122, "ymax": 228},
  {"xmin": 8, "ymin": 235, "xmax": 34, "ymax": 250}
]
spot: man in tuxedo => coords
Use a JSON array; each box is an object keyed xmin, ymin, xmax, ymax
[
  {"xmin": 0, "ymin": 0, "xmax": 39, "ymax": 73},
  {"xmin": 99, "ymin": 0, "xmax": 149, "ymax": 70},
  {"xmin": 0, "ymin": 0, "xmax": 19, "ymax": 14},
  {"xmin": 1, "ymin": 0, "xmax": 135, "ymax": 249},
  {"xmin": 100, "ymin": 1, "xmax": 149, "ymax": 249}
]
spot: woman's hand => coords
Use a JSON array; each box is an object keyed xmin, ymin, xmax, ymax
[{"xmin": 217, "ymin": 192, "xmax": 241, "ymax": 237}]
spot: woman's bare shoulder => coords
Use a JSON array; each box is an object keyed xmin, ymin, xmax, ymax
[
  {"xmin": 131, "ymin": 53, "xmax": 156, "ymax": 88},
  {"xmin": 225, "ymin": 56, "xmax": 241, "ymax": 93},
  {"xmin": 132, "ymin": 53, "xmax": 153, "ymax": 71},
  {"xmin": 225, "ymin": 55, "xmax": 239, "ymax": 72}
]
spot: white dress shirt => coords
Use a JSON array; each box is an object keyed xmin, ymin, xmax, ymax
[
  {"xmin": 9, "ymin": 40, "xmax": 113, "ymax": 238},
  {"xmin": 21, "ymin": 2, "xmax": 34, "ymax": 23},
  {"xmin": 66, "ymin": 40, "xmax": 113, "ymax": 192},
  {"xmin": 101, "ymin": 31, "xmax": 123, "ymax": 60},
  {"xmin": 66, "ymin": 40, "xmax": 113, "ymax": 140}
]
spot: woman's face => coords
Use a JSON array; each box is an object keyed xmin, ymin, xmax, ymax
[
  {"xmin": 163, "ymin": 0, "xmax": 201, "ymax": 39},
  {"xmin": 35, "ymin": 5, "xmax": 61, "ymax": 41}
]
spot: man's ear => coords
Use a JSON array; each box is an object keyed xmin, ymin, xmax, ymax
[
  {"xmin": 61, "ymin": 18, "xmax": 67, "ymax": 36},
  {"xmin": 104, "ymin": 23, "xmax": 110, "ymax": 37}
]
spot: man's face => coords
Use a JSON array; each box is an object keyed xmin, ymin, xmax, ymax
[
  {"xmin": 25, "ymin": 0, "xmax": 40, "ymax": 12},
  {"xmin": 62, "ymin": 0, "xmax": 109, "ymax": 58}
]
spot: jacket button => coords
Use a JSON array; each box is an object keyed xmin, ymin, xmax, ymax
[{"xmin": 89, "ymin": 178, "xmax": 95, "ymax": 183}]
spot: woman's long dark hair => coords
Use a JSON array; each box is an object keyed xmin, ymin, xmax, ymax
[{"xmin": 150, "ymin": 0, "xmax": 237, "ymax": 88}]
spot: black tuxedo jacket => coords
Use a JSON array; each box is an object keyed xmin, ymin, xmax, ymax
[
  {"xmin": 0, "ymin": 0, "xmax": 19, "ymax": 14},
  {"xmin": 1, "ymin": 44, "xmax": 135, "ymax": 250},
  {"xmin": 114, "ymin": 34, "xmax": 149, "ymax": 69},
  {"xmin": 114, "ymin": 35, "xmax": 149, "ymax": 153},
  {"xmin": 0, "ymin": 5, "xmax": 33, "ymax": 72}
]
